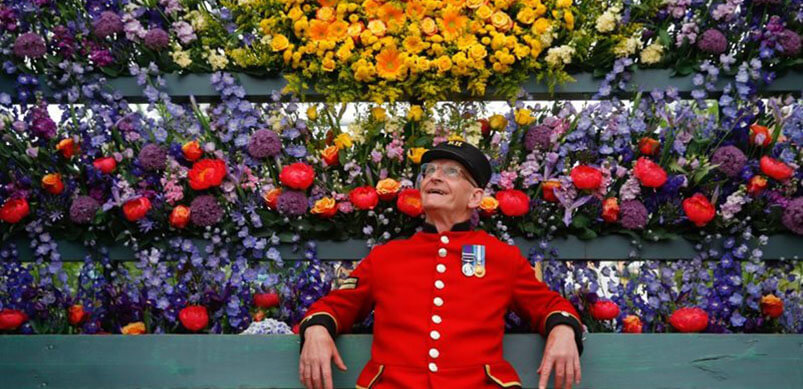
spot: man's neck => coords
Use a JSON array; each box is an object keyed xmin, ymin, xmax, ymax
[{"xmin": 424, "ymin": 213, "xmax": 472, "ymax": 233}]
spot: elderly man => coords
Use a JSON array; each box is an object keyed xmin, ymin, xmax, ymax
[{"xmin": 298, "ymin": 141, "xmax": 584, "ymax": 389}]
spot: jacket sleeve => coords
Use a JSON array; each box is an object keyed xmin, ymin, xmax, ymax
[
  {"xmin": 298, "ymin": 251, "xmax": 376, "ymax": 349},
  {"xmin": 509, "ymin": 250, "xmax": 585, "ymax": 355}
]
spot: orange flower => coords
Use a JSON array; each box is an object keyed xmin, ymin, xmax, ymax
[
  {"xmin": 406, "ymin": 2, "xmax": 426, "ymax": 19},
  {"xmin": 760, "ymin": 294, "xmax": 783, "ymax": 318},
  {"xmin": 121, "ymin": 321, "xmax": 146, "ymax": 335},
  {"xmin": 41, "ymin": 173, "xmax": 64, "ymax": 195},
  {"xmin": 747, "ymin": 175, "xmax": 768, "ymax": 196},
  {"xmin": 479, "ymin": 196, "xmax": 499, "ymax": 216},
  {"xmin": 310, "ymin": 197, "xmax": 337, "ymax": 218},
  {"xmin": 376, "ymin": 46, "xmax": 405, "ymax": 80},
  {"xmin": 317, "ymin": 0, "xmax": 336, "ymax": 6},
  {"xmin": 68, "ymin": 304, "xmax": 87, "ymax": 326},
  {"xmin": 328, "ymin": 20, "xmax": 349, "ymax": 41},
  {"xmin": 440, "ymin": 8, "xmax": 468, "ymax": 41},
  {"xmin": 376, "ymin": 178, "xmax": 401, "ymax": 201},
  {"xmin": 602, "ymin": 197, "xmax": 619, "ymax": 223},
  {"xmin": 122, "ymin": 197, "xmax": 151, "ymax": 222},
  {"xmin": 309, "ymin": 19, "xmax": 329, "ymax": 41},
  {"xmin": 169, "ymin": 205, "xmax": 191, "ymax": 228},
  {"xmin": 182, "ymin": 140, "xmax": 203, "ymax": 161},
  {"xmin": 315, "ymin": 6, "xmax": 335, "ymax": 22},
  {"xmin": 622, "ymin": 315, "xmax": 643, "ymax": 333},
  {"xmin": 378, "ymin": 3, "xmax": 406, "ymax": 29},
  {"xmin": 321, "ymin": 145, "xmax": 339, "ymax": 166},
  {"xmin": 188, "ymin": 159, "xmax": 227, "ymax": 190},
  {"xmin": 638, "ymin": 137, "xmax": 660, "ymax": 156},
  {"xmin": 397, "ymin": 188, "xmax": 423, "ymax": 217},
  {"xmin": 749, "ymin": 124, "xmax": 772, "ymax": 147},
  {"xmin": 542, "ymin": 180, "xmax": 560, "ymax": 203},
  {"xmin": 263, "ymin": 188, "xmax": 282, "ymax": 210},
  {"xmin": 56, "ymin": 138, "xmax": 78, "ymax": 158}
]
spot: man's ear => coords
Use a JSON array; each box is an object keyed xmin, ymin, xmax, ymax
[{"xmin": 467, "ymin": 187, "xmax": 484, "ymax": 209}]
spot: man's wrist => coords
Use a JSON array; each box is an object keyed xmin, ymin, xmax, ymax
[{"xmin": 544, "ymin": 311, "xmax": 584, "ymax": 356}]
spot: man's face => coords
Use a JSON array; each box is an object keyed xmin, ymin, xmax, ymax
[{"xmin": 419, "ymin": 158, "xmax": 481, "ymax": 214}]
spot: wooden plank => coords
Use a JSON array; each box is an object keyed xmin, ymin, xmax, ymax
[
  {"xmin": 9, "ymin": 234, "xmax": 802, "ymax": 262},
  {"xmin": 2, "ymin": 70, "xmax": 801, "ymax": 103},
  {"xmin": 0, "ymin": 334, "xmax": 800, "ymax": 388}
]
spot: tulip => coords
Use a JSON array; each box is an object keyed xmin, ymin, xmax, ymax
[
  {"xmin": 122, "ymin": 197, "xmax": 151, "ymax": 222},
  {"xmin": 760, "ymin": 294, "xmax": 783, "ymax": 319},
  {"xmin": 68, "ymin": 305, "xmax": 87, "ymax": 326},
  {"xmin": 263, "ymin": 188, "xmax": 281, "ymax": 210},
  {"xmin": 622, "ymin": 315, "xmax": 643, "ymax": 333},
  {"xmin": 179, "ymin": 305, "xmax": 209, "ymax": 332},
  {"xmin": 749, "ymin": 124, "xmax": 772, "ymax": 147},
  {"xmin": 321, "ymin": 145, "xmax": 339, "ymax": 166},
  {"xmin": 182, "ymin": 140, "xmax": 203, "ymax": 161},
  {"xmin": 93, "ymin": 156, "xmax": 117, "ymax": 174},
  {"xmin": 0, "ymin": 309, "xmax": 28, "ymax": 330},
  {"xmin": 0, "ymin": 198, "xmax": 30, "ymax": 224},
  {"xmin": 169, "ymin": 205, "xmax": 191, "ymax": 228},
  {"xmin": 570, "ymin": 165, "xmax": 603, "ymax": 190},
  {"xmin": 759, "ymin": 156, "xmax": 794, "ymax": 181},
  {"xmin": 56, "ymin": 138, "xmax": 78, "ymax": 158},
  {"xmin": 590, "ymin": 299, "xmax": 620, "ymax": 320},
  {"xmin": 669, "ymin": 307, "xmax": 708, "ymax": 333},
  {"xmin": 541, "ymin": 180, "xmax": 560, "ymax": 203},
  {"xmin": 41, "ymin": 173, "xmax": 64, "ymax": 195}
]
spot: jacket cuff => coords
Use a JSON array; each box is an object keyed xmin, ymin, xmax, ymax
[
  {"xmin": 298, "ymin": 313, "xmax": 337, "ymax": 352},
  {"xmin": 544, "ymin": 313, "xmax": 584, "ymax": 356}
]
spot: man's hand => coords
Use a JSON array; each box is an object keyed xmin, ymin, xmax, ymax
[
  {"xmin": 299, "ymin": 326, "xmax": 347, "ymax": 389},
  {"xmin": 537, "ymin": 324, "xmax": 581, "ymax": 389}
]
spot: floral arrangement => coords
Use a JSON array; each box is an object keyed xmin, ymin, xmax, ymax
[{"xmin": 0, "ymin": 1, "xmax": 800, "ymax": 101}]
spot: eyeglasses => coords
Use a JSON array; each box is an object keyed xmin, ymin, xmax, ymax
[{"xmin": 420, "ymin": 163, "xmax": 478, "ymax": 187}]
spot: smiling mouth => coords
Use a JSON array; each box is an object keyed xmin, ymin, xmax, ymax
[{"xmin": 425, "ymin": 189, "xmax": 447, "ymax": 195}]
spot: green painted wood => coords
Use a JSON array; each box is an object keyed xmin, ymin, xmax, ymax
[
  {"xmin": 2, "ymin": 70, "xmax": 801, "ymax": 102},
  {"xmin": 9, "ymin": 234, "xmax": 802, "ymax": 262},
  {"xmin": 0, "ymin": 334, "xmax": 800, "ymax": 389}
]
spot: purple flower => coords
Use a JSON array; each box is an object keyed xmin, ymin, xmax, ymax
[
  {"xmin": 93, "ymin": 11, "xmax": 122, "ymax": 39},
  {"xmin": 620, "ymin": 200, "xmax": 648, "ymax": 229},
  {"xmin": 138, "ymin": 143, "xmax": 167, "ymax": 171},
  {"xmin": 13, "ymin": 32, "xmax": 46, "ymax": 58},
  {"xmin": 190, "ymin": 195, "xmax": 224, "ymax": 227},
  {"xmin": 70, "ymin": 196, "xmax": 100, "ymax": 224},
  {"xmin": 277, "ymin": 190, "xmax": 308, "ymax": 216},
  {"xmin": 778, "ymin": 29, "xmax": 801, "ymax": 56},
  {"xmin": 29, "ymin": 106, "xmax": 56, "ymax": 140},
  {"xmin": 697, "ymin": 29, "xmax": 728, "ymax": 54},
  {"xmin": 781, "ymin": 197, "xmax": 803, "ymax": 235},
  {"xmin": 524, "ymin": 125, "xmax": 552, "ymax": 151},
  {"xmin": 143, "ymin": 28, "xmax": 170, "ymax": 50},
  {"xmin": 711, "ymin": 145, "xmax": 747, "ymax": 178},
  {"xmin": 247, "ymin": 129, "xmax": 282, "ymax": 159},
  {"xmin": 90, "ymin": 49, "xmax": 115, "ymax": 67}
]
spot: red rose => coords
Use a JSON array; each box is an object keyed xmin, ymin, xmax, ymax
[
  {"xmin": 169, "ymin": 205, "xmax": 190, "ymax": 228},
  {"xmin": 759, "ymin": 156, "xmax": 794, "ymax": 181},
  {"xmin": 68, "ymin": 304, "xmax": 87, "ymax": 326},
  {"xmin": 590, "ymin": 299, "xmax": 620, "ymax": 320},
  {"xmin": 541, "ymin": 180, "xmax": 560, "ymax": 203},
  {"xmin": 263, "ymin": 188, "xmax": 281, "ymax": 210},
  {"xmin": 747, "ymin": 175, "xmax": 768, "ymax": 196},
  {"xmin": 760, "ymin": 295, "xmax": 783, "ymax": 319},
  {"xmin": 682, "ymin": 193, "xmax": 715, "ymax": 227},
  {"xmin": 56, "ymin": 138, "xmax": 78, "ymax": 158},
  {"xmin": 479, "ymin": 118, "xmax": 491, "ymax": 136},
  {"xmin": 638, "ymin": 137, "xmax": 660, "ymax": 156},
  {"xmin": 93, "ymin": 157, "xmax": 117, "ymax": 174},
  {"xmin": 122, "ymin": 197, "xmax": 151, "ymax": 222},
  {"xmin": 321, "ymin": 145, "xmax": 339, "ymax": 166},
  {"xmin": 0, "ymin": 198, "xmax": 30, "ymax": 224},
  {"xmin": 182, "ymin": 141, "xmax": 203, "ymax": 161},
  {"xmin": 349, "ymin": 186, "xmax": 379, "ymax": 210},
  {"xmin": 397, "ymin": 188, "xmax": 423, "ymax": 217},
  {"xmin": 179, "ymin": 305, "xmax": 209, "ymax": 332},
  {"xmin": 495, "ymin": 189, "xmax": 530, "ymax": 217},
  {"xmin": 571, "ymin": 165, "xmax": 603, "ymax": 190},
  {"xmin": 622, "ymin": 315, "xmax": 643, "ymax": 333},
  {"xmin": 0, "ymin": 308, "xmax": 28, "ymax": 330},
  {"xmin": 188, "ymin": 159, "xmax": 227, "ymax": 190},
  {"xmin": 279, "ymin": 162, "xmax": 315, "ymax": 190},
  {"xmin": 669, "ymin": 307, "xmax": 709, "ymax": 333},
  {"xmin": 253, "ymin": 292, "xmax": 280, "ymax": 309},
  {"xmin": 602, "ymin": 197, "xmax": 619, "ymax": 223},
  {"xmin": 633, "ymin": 157, "xmax": 668, "ymax": 188},
  {"xmin": 750, "ymin": 124, "xmax": 772, "ymax": 147},
  {"xmin": 42, "ymin": 173, "xmax": 64, "ymax": 195}
]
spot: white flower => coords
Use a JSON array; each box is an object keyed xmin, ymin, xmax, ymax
[
  {"xmin": 545, "ymin": 45, "xmax": 575, "ymax": 67},
  {"xmin": 720, "ymin": 190, "xmax": 748, "ymax": 221},
  {"xmin": 640, "ymin": 42, "xmax": 664, "ymax": 64},
  {"xmin": 171, "ymin": 48, "xmax": 192, "ymax": 68},
  {"xmin": 239, "ymin": 318, "xmax": 293, "ymax": 335},
  {"xmin": 595, "ymin": 7, "xmax": 621, "ymax": 33},
  {"xmin": 614, "ymin": 35, "xmax": 643, "ymax": 58},
  {"xmin": 207, "ymin": 48, "xmax": 229, "ymax": 70}
]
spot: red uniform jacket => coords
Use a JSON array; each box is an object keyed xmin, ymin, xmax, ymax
[{"xmin": 300, "ymin": 221, "xmax": 584, "ymax": 388}]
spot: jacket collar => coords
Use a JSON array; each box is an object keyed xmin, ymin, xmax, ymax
[{"xmin": 421, "ymin": 219, "xmax": 473, "ymax": 233}]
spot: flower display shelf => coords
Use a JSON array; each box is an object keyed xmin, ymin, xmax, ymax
[{"xmin": 2, "ymin": 69, "xmax": 802, "ymax": 102}]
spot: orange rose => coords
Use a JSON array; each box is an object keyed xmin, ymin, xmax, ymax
[
  {"xmin": 602, "ymin": 197, "xmax": 619, "ymax": 223},
  {"xmin": 121, "ymin": 321, "xmax": 146, "ymax": 335},
  {"xmin": 41, "ymin": 173, "xmax": 64, "ymax": 195},
  {"xmin": 638, "ymin": 137, "xmax": 660, "ymax": 156},
  {"xmin": 315, "ymin": 6, "xmax": 335, "ymax": 21},
  {"xmin": 122, "ymin": 197, "xmax": 151, "ymax": 222},
  {"xmin": 541, "ymin": 180, "xmax": 560, "ymax": 203},
  {"xmin": 263, "ymin": 188, "xmax": 282, "ymax": 210},
  {"xmin": 747, "ymin": 175, "xmax": 768, "ymax": 196},
  {"xmin": 188, "ymin": 159, "xmax": 227, "ymax": 190},
  {"xmin": 56, "ymin": 138, "xmax": 78, "ymax": 158},
  {"xmin": 375, "ymin": 178, "xmax": 401, "ymax": 201},
  {"xmin": 68, "ymin": 304, "xmax": 87, "ymax": 326},
  {"xmin": 321, "ymin": 145, "xmax": 339, "ymax": 166},
  {"xmin": 479, "ymin": 196, "xmax": 499, "ymax": 216},
  {"xmin": 622, "ymin": 315, "xmax": 643, "ymax": 333},
  {"xmin": 421, "ymin": 17, "xmax": 438, "ymax": 35},
  {"xmin": 311, "ymin": 197, "xmax": 337, "ymax": 218},
  {"xmin": 367, "ymin": 19, "xmax": 386, "ymax": 37},
  {"xmin": 760, "ymin": 294, "xmax": 783, "ymax": 319},
  {"xmin": 169, "ymin": 205, "xmax": 191, "ymax": 228},
  {"xmin": 182, "ymin": 141, "xmax": 203, "ymax": 161}
]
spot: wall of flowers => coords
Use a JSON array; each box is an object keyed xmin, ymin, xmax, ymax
[{"xmin": 0, "ymin": 0, "xmax": 801, "ymax": 336}]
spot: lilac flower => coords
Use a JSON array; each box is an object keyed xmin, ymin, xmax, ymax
[
  {"xmin": 93, "ymin": 11, "xmax": 123, "ymax": 39},
  {"xmin": 171, "ymin": 21, "xmax": 196, "ymax": 45},
  {"xmin": 90, "ymin": 49, "xmax": 115, "ymax": 67},
  {"xmin": 711, "ymin": 145, "xmax": 747, "ymax": 177},
  {"xmin": 144, "ymin": 28, "xmax": 170, "ymax": 50},
  {"xmin": 13, "ymin": 32, "xmax": 46, "ymax": 58},
  {"xmin": 29, "ymin": 106, "xmax": 56, "ymax": 140},
  {"xmin": 277, "ymin": 190, "xmax": 308, "ymax": 216},
  {"xmin": 697, "ymin": 29, "xmax": 728, "ymax": 54},
  {"xmin": 247, "ymin": 129, "xmax": 282, "ymax": 159},
  {"xmin": 778, "ymin": 29, "xmax": 801, "ymax": 56},
  {"xmin": 190, "ymin": 195, "xmax": 224, "ymax": 227},
  {"xmin": 138, "ymin": 143, "xmax": 167, "ymax": 171},
  {"xmin": 524, "ymin": 125, "xmax": 552, "ymax": 151},
  {"xmin": 620, "ymin": 200, "xmax": 648, "ymax": 229},
  {"xmin": 782, "ymin": 197, "xmax": 803, "ymax": 235},
  {"xmin": 70, "ymin": 196, "xmax": 100, "ymax": 224}
]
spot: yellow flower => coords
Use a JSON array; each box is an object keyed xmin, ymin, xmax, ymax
[
  {"xmin": 479, "ymin": 196, "xmax": 499, "ymax": 213},
  {"xmin": 375, "ymin": 178, "xmax": 401, "ymax": 197},
  {"xmin": 564, "ymin": 11, "xmax": 574, "ymax": 30},
  {"xmin": 375, "ymin": 46, "xmax": 406, "ymax": 80},
  {"xmin": 334, "ymin": 133, "xmax": 353, "ymax": 149},
  {"xmin": 466, "ymin": 0, "xmax": 485, "ymax": 9},
  {"xmin": 534, "ymin": 18, "xmax": 550, "ymax": 34},
  {"xmin": 287, "ymin": 7, "xmax": 303, "ymax": 21},
  {"xmin": 403, "ymin": 35, "xmax": 426, "ymax": 54},
  {"xmin": 489, "ymin": 114, "xmax": 507, "ymax": 130},
  {"xmin": 371, "ymin": 106, "xmax": 387, "ymax": 122},
  {"xmin": 517, "ymin": 8, "xmax": 536, "ymax": 24},
  {"xmin": 367, "ymin": 19, "xmax": 387, "ymax": 37},
  {"xmin": 307, "ymin": 105, "xmax": 318, "ymax": 121},
  {"xmin": 469, "ymin": 44, "xmax": 487, "ymax": 60},
  {"xmin": 514, "ymin": 108, "xmax": 535, "ymax": 126},
  {"xmin": 421, "ymin": 17, "xmax": 438, "ymax": 35},
  {"xmin": 476, "ymin": 5, "xmax": 493, "ymax": 20},
  {"xmin": 321, "ymin": 57, "xmax": 336, "ymax": 72},
  {"xmin": 408, "ymin": 105, "xmax": 424, "ymax": 121},
  {"xmin": 436, "ymin": 55, "xmax": 452, "ymax": 72},
  {"xmin": 556, "ymin": 0, "xmax": 572, "ymax": 8},
  {"xmin": 407, "ymin": 147, "xmax": 428, "ymax": 164},
  {"xmin": 491, "ymin": 11, "xmax": 513, "ymax": 32},
  {"xmin": 271, "ymin": 34, "xmax": 289, "ymax": 52},
  {"xmin": 640, "ymin": 42, "xmax": 664, "ymax": 65},
  {"xmin": 354, "ymin": 62, "xmax": 376, "ymax": 82},
  {"xmin": 310, "ymin": 197, "xmax": 337, "ymax": 216},
  {"xmin": 122, "ymin": 322, "xmax": 146, "ymax": 335}
]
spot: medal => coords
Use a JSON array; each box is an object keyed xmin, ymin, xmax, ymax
[
  {"xmin": 473, "ymin": 245, "xmax": 486, "ymax": 278},
  {"xmin": 461, "ymin": 263, "xmax": 475, "ymax": 277},
  {"xmin": 462, "ymin": 244, "xmax": 486, "ymax": 278},
  {"xmin": 461, "ymin": 245, "xmax": 475, "ymax": 277}
]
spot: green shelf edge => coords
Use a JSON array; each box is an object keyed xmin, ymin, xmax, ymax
[
  {"xmin": 1, "ymin": 69, "xmax": 801, "ymax": 102},
  {"xmin": 7, "ymin": 233, "xmax": 801, "ymax": 262},
  {"xmin": 0, "ymin": 334, "xmax": 800, "ymax": 389}
]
